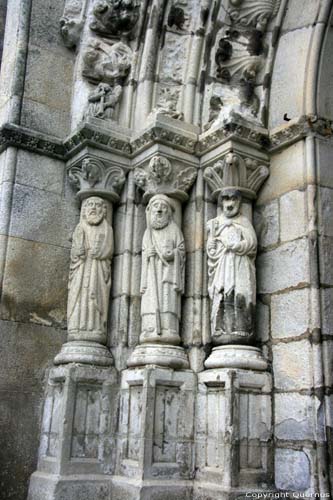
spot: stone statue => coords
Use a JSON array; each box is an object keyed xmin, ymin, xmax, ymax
[
  {"xmin": 67, "ymin": 196, "xmax": 114, "ymax": 343},
  {"xmin": 207, "ymin": 188, "xmax": 257, "ymax": 344},
  {"xmin": 86, "ymin": 82, "xmax": 122, "ymax": 120},
  {"xmin": 140, "ymin": 194, "xmax": 185, "ymax": 345}
]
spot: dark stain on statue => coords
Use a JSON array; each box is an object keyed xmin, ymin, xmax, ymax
[{"xmin": 213, "ymin": 292, "xmax": 255, "ymax": 346}]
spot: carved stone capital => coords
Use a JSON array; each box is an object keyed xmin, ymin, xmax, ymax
[
  {"xmin": 68, "ymin": 156, "xmax": 126, "ymax": 202},
  {"xmin": 203, "ymin": 151, "xmax": 269, "ymax": 201},
  {"xmin": 134, "ymin": 155, "xmax": 197, "ymax": 203}
]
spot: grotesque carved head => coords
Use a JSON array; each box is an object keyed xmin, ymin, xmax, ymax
[
  {"xmin": 148, "ymin": 194, "xmax": 174, "ymax": 230},
  {"xmin": 83, "ymin": 196, "xmax": 107, "ymax": 225},
  {"xmin": 219, "ymin": 188, "xmax": 242, "ymax": 219}
]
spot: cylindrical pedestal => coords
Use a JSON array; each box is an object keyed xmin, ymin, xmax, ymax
[
  {"xmin": 127, "ymin": 343, "xmax": 189, "ymax": 369},
  {"xmin": 204, "ymin": 345, "xmax": 268, "ymax": 371},
  {"xmin": 54, "ymin": 341, "xmax": 113, "ymax": 367}
]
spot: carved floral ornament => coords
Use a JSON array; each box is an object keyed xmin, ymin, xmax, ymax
[
  {"xmin": 134, "ymin": 155, "xmax": 197, "ymax": 202},
  {"xmin": 68, "ymin": 157, "xmax": 126, "ymax": 202},
  {"xmin": 229, "ymin": 0, "xmax": 281, "ymax": 31},
  {"xmin": 203, "ymin": 152, "xmax": 269, "ymax": 200}
]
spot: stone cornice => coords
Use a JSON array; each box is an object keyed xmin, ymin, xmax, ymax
[{"xmin": 0, "ymin": 115, "xmax": 332, "ymax": 162}]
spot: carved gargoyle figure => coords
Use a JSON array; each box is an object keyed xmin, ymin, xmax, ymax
[
  {"xmin": 85, "ymin": 82, "xmax": 122, "ymax": 120},
  {"xmin": 140, "ymin": 194, "xmax": 185, "ymax": 345},
  {"xmin": 67, "ymin": 197, "xmax": 114, "ymax": 343},
  {"xmin": 60, "ymin": 16, "xmax": 84, "ymax": 48},
  {"xmin": 207, "ymin": 188, "xmax": 257, "ymax": 345},
  {"xmin": 90, "ymin": 0, "xmax": 140, "ymax": 37}
]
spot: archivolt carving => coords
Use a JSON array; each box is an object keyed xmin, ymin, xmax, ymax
[
  {"xmin": 90, "ymin": 0, "xmax": 140, "ymax": 38},
  {"xmin": 229, "ymin": 0, "xmax": 282, "ymax": 31},
  {"xmin": 82, "ymin": 39, "xmax": 133, "ymax": 84}
]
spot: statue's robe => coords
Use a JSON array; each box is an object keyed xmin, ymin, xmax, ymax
[
  {"xmin": 140, "ymin": 221, "xmax": 185, "ymax": 344},
  {"xmin": 207, "ymin": 213, "xmax": 257, "ymax": 338},
  {"xmin": 67, "ymin": 218, "xmax": 113, "ymax": 341}
]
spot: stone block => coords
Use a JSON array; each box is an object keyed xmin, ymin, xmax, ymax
[
  {"xmin": 15, "ymin": 149, "xmax": 65, "ymax": 195},
  {"xmin": 0, "ymin": 319, "xmax": 65, "ymax": 393},
  {"xmin": 8, "ymin": 183, "xmax": 77, "ymax": 248},
  {"xmin": 24, "ymin": 45, "xmax": 73, "ymax": 113},
  {"xmin": 255, "ymin": 298, "xmax": 270, "ymax": 343},
  {"xmin": 196, "ymin": 369, "xmax": 272, "ymax": 488},
  {"xmin": 280, "ymin": 189, "xmax": 307, "ymax": 242},
  {"xmin": 281, "ymin": 0, "xmax": 321, "ymax": 32},
  {"xmin": 319, "ymin": 236, "xmax": 333, "ymax": 286},
  {"xmin": 318, "ymin": 186, "xmax": 333, "ymax": 237},
  {"xmin": 316, "ymin": 138, "xmax": 333, "ymax": 189},
  {"xmin": 257, "ymin": 238, "xmax": 310, "ymax": 294},
  {"xmin": 254, "ymin": 200, "xmax": 279, "ymax": 249},
  {"xmin": 258, "ymin": 142, "xmax": 308, "ymax": 205},
  {"xmin": 275, "ymin": 448, "xmax": 311, "ymax": 491},
  {"xmin": 21, "ymin": 98, "xmax": 70, "ymax": 139},
  {"xmin": 0, "ymin": 236, "xmax": 70, "ymax": 326},
  {"xmin": 271, "ymin": 288, "xmax": 310, "ymax": 339},
  {"xmin": 269, "ymin": 27, "xmax": 313, "ymax": 129},
  {"xmin": 321, "ymin": 288, "xmax": 333, "ymax": 336},
  {"xmin": 0, "ymin": 390, "xmax": 43, "ymax": 500},
  {"xmin": 272, "ymin": 340, "xmax": 313, "ymax": 391},
  {"xmin": 118, "ymin": 367, "xmax": 195, "ymax": 481},
  {"xmin": 317, "ymin": 27, "xmax": 333, "ymax": 118},
  {"xmin": 275, "ymin": 393, "xmax": 316, "ymax": 441}
]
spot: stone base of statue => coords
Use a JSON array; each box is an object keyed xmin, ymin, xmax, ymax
[
  {"xmin": 112, "ymin": 365, "xmax": 195, "ymax": 499},
  {"xmin": 27, "ymin": 363, "xmax": 117, "ymax": 500},
  {"xmin": 204, "ymin": 345, "xmax": 268, "ymax": 371},
  {"xmin": 194, "ymin": 367, "xmax": 273, "ymax": 499},
  {"xmin": 127, "ymin": 343, "xmax": 189, "ymax": 369},
  {"xmin": 54, "ymin": 340, "xmax": 114, "ymax": 366}
]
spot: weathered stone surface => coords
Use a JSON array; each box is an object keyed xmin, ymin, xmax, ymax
[
  {"xmin": 275, "ymin": 449, "xmax": 311, "ymax": 491},
  {"xmin": 258, "ymin": 142, "xmax": 308, "ymax": 205},
  {"xmin": 272, "ymin": 340, "xmax": 313, "ymax": 390},
  {"xmin": 280, "ymin": 189, "xmax": 307, "ymax": 242},
  {"xmin": 0, "ymin": 236, "xmax": 69, "ymax": 326},
  {"xmin": 269, "ymin": 28, "xmax": 313, "ymax": 129},
  {"xmin": 254, "ymin": 199, "xmax": 279, "ymax": 249},
  {"xmin": 271, "ymin": 288, "xmax": 310, "ymax": 339},
  {"xmin": 318, "ymin": 186, "xmax": 333, "ymax": 237},
  {"xmin": 15, "ymin": 150, "xmax": 65, "ymax": 195},
  {"xmin": 275, "ymin": 393, "xmax": 316, "ymax": 440},
  {"xmin": 321, "ymin": 288, "xmax": 333, "ymax": 336},
  {"xmin": 257, "ymin": 238, "xmax": 310, "ymax": 294}
]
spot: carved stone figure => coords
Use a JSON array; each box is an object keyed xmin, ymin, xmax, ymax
[
  {"xmin": 90, "ymin": 0, "xmax": 140, "ymax": 38},
  {"xmin": 207, "ymin": 188, "xmax": 257, "ymax": 345},
  {"xmin": 60, "ymin": 0, "xmax": 85, "ymax": 49},
  {"xmin": 82, "ymin": 39, "xmax": 133, "ymax": 84},
  {"xmin": 140, "ymin": 194, "xmax": 185, "ymax": 345},
  {"xmin": 85, "ymin": 82, "xmax": 122, "ymax": 120},
  {"xmin": 67, "ymin": 196, "xmax": 114, "ymax": 344}
]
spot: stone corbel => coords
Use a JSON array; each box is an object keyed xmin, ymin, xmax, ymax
[{"xmin": 54, "ymin": 156, "xmax": 127, "ymax": 367}]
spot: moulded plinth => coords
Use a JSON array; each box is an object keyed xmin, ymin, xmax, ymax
[
  {"xmin": 54, "ymin": 341, "xmax": 113, "ymax": 367},
  {"xmin": 204, "ymin": 345, "xmax": 268, "ymax": 371},
  {"xmin": 127, "ymin": 343, "xmax": 189, "ymax": 369}
]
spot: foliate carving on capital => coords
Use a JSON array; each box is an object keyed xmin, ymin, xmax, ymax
[
  {"xmin": 68, "ymin": 157, "xmax": 126, "ymax": 202},
  {"xmin": 90, "ymin": 0, "xmax": 140, "ymax": 38},
  {"xmin": 203, "ymin": 152, "xmax": 269, "ymax": 200},
  {"xmin": 229, "ymin": 0, "xmax": 281, "ymax": 31},
  {"xmin": 134, "ymin": 155, "xmax": 197, "ymax": 202}
]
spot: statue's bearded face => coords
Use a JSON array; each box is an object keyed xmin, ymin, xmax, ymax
[
  {"xmin": 150, "ymin": 199, "xmax": 170, "ymax": 229},
  {"xmin": 85, "ymin": 197, "xmax": 105, "ymax": 225},
  {"xmin": 221, "ymin": 194, "xmax": 241, "ymax": 218}
]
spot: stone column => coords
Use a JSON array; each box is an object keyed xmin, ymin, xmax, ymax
[
  {"xmin": 203, "ymin": 150, "xmax": 270, "ymax": 371},
  {"xmin": 127, "ymin": 154, "xmax": 197, "ymax": 369},
  {"xmin": 54, "ymin": 156, "xmax": 126, "ymax": 366}
]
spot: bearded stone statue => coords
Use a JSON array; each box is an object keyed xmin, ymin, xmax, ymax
[
  {"xmin": 67, "ymin": 196, "xmax": 113, "ymax": 344},
  {"xmin": 140, "ymin": 194, "xmax": 185, "ymax": 345},
  {"xmin": 207, "ymin": 188, "xmax": 257, "ymax": 345}
]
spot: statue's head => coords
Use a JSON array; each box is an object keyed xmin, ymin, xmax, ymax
[
  {"xmin": 219, "ymin": 188, "xmax": 242, "ymax": 219},
  {"xmin": 147, "ymin": 194, "xmax": 173, "ymax": 230},
  {"xmin": 82, "ymin": 196, "xmax": 107, "ymax": 225}
]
